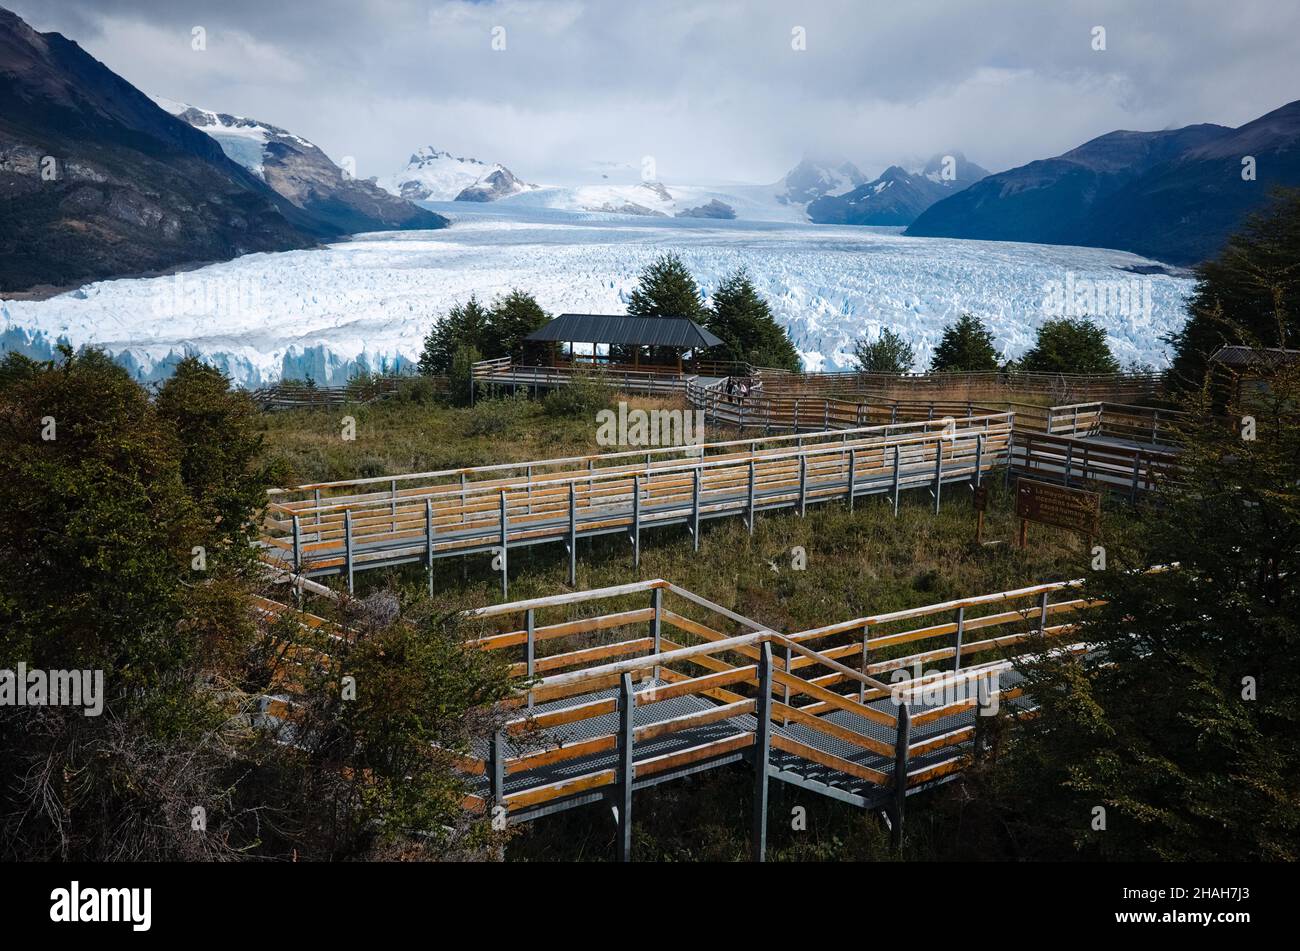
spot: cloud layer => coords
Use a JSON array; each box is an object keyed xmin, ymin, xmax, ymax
[{"xmin": 14, "ymin": 0, "xmax": 1299, "ymax": 186}]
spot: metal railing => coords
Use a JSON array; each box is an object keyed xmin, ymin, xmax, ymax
[
  {"xmin": 262, "ymin": 415, "xmax": 1014, "ymax": 596},
  {"xmin": 454, "ymin": 574, "xmax": 1104, "ymax": 854}
]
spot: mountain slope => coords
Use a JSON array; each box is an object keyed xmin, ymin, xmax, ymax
[
  {"xmin": 1080, "ymin": 100, "xmax": 1300, "ymax": 263},
  {"xmin": 807, "ymin": 154, "xmax": 989, "ymax": 226},
  {"xmin": 156, "ymin": 98, "xmax": 446, "ymax": 234},
  {"xmin": 774, "ymin": 158, "xmax": 867, "ymax": 207},
  {"xmin": 383, "ymin": 146, "xmax": 537, "ymax": 202},
  {"xmin": 918, "ymin": 152, "xmax": 992, "ymax": 186},
  {"xmin": 455, "ymin": 165, "xmax": 534, "ymax": 202},
  {"xmin": 0, "ymin": 7, "xmax": 337, "ymax": 292},
  {"xmin": 906, "ymin": 106, "xmax": 1300, "ymax": 264}
]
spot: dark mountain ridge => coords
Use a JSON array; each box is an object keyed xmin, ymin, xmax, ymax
[
  {"xmin": 0, "ymin": 7, "xmax": 441, "ymax": 293},
  {"xmin": 906, "ymin": 102, "xmax": 1300, "ymax": 264}
]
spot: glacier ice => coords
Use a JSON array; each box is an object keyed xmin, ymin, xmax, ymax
[{"xmin": 0, "ymin": 203, "xmax": 1193, "ymax": 387}]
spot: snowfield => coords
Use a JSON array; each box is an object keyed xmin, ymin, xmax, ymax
[{"xmin": 0, "ymin": 203, "xmax": 1193, "ymax": 386}]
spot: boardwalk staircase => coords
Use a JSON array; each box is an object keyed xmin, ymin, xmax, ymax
[{"xmin": 455, "ymin": 576, "xmax": 1099, "ymax": 859}]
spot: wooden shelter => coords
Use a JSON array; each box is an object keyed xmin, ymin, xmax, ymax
[
  {"xmin": 1208, "ymin": 345, "xmax": 1300, "ymax": 402},
  {"xmin": 526, "ymin": 312, "xmax": 724, "ymax": 375}
]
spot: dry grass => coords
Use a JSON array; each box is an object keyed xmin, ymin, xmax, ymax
[{"xmin": 257, "ymin": 390, "xmax": 686, "ymax": 485}]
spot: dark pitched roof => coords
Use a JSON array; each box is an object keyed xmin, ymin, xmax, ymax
[
  {"xmin": 1209, "ymin": 345, "xmax": 1300, "ymax": 368},
  {"xmin": 526, "ymin": 313, "xmax": 723, "ymax": 349}
]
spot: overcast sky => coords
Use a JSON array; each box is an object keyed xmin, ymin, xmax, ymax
[{"xmin": 13, "ymin": 0, "xmax": 1300, "ymax": 186}]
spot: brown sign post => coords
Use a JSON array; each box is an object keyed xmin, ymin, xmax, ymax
[
  {"xmin": 972, "ymin": 485, "xmax": 988, "ymax": 543},
  {"xmin": 1015, "ymin": 478, "xmax": 1101, "ymax": 548}
]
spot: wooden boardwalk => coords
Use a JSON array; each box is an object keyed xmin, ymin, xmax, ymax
[
  {"xmin": 472, "ymin": 357, "xmax": 700, "ymax": 399},
  {"xmin": 455, "ymin": 576, "xmax": 1100, "ymax": 858},
  {"xmin": 262, "ymin": 414, "xmax": 1013, "ymax": 595},
  {"xmin": 248, "ymin": 572, "xmax": 1106, "ymax": 859},
  {"xmin": 472, "ymin": 358, "xmax": 1162, "ymax": 405}
]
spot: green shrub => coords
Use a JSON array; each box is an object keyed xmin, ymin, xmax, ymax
[
  {"xmin": 155, "ymin": 356, "xmax": 275, "ymax": 565},
  {"xmin": 396, "ymin": 375, "xmax": 444, "ymax": 405},
  {"xmin": 543, "ymin": 372, "xmax": 613, "ymax": 418},
  {"xmin": 462, "ymin": 393, "xmax": 530, "ymax": 436},
  {"xmin": 853, "ymin": 327, "xmax": 914, "ymax": 373},
  {"xmin": 930, "ymin": 313, "xmax": 999, "ymax": 372},
  {"xmin": 358, "ymin": 455, "xmax": 390, "ymax": 479}
]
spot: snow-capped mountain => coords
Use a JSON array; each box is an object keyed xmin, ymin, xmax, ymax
[
  {"xmin": 456, "ymin": 166, "xmax": 536, "ymax": 202},
  {"xmin": 774, "ymin": 158, "xmax": 869, "ymax": 207},
  {"xmin": 0, "ymin": 6, "xmax": 346, "ymax": 293},
  {"xmin": 516, "ymin": 180, "xmax": 680, "ymax": 217},
  {"xmin": 807, "ymin": 153, "xmax": 990, "ymax": 226},
  {"xmin": 383, "ymin": 146, "xmax": 538, "ymax": 202},
  {"xmin": 151, "ymin": 96, "xmax": 309, "ymax": 178},
  {"xmin": 499, "ymin": 179, "xmax": 813, "ymax": 222},
  {"xmin": 916, "ymin": 151, "xmax": 991, "ymax": 186},
  {"xmin": 154, "ymin": 97, "xmax": 445, "ymax": 234}
]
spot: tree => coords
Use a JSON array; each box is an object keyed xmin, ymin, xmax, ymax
[
  {"xmin": 705, "ymin": 268, "xmax": 801, "ymax": 372},
  {"xmin": 981, "ymin": 365, "xmax": 1300, "ymax": 860},
  {"xmin": 929, "ymin": 313, "xmax": 999, "ymax": 372},
  {"xmin": 624, "ymin": 252, "xmax": 706, "ymax": 364},
  {"xmin": 627, "ymin": 252, "xmax": 707, "ymax": 320},
  {"xmin": 0, "ymin": 348, "xmax": 201, "ymax": 688},
  {"xmin": 448, "ymin": 343, "xmax": 482, "ymax": 407},
  {"xmin": 1168, "ymin": 188, "xmax": 1300, "ymax": 390},
  {"xmin": 418, "ymin": 295, "xmax": 490, "ymax": 375},
  {"xmin": 0, "ymin": 349, "xmax": 247, "ymax": 860},
  {"xmin": 487, "ymin": 289, "xmax": 550, "ymax": 363},
  {"xmin": 853, "ymin": 327, "xmax": 914, "ymax": 373},
  {"xmin": 155, "ymin": 356, "xmax": 279, "ymax": 566},
  {"xmin": 0, "ymin": 351, "xmax": 40, "ymax": 390},
  {"xmin": 248, "ymin": 594, "xmax": 514, "ymax": 861},
  {"xmin": 1019, "ymin": 317, "xmax": 1119, "ymax": 374},
  {"xmin": 0, "ymin": 350, "xmax": 514, "ymax": 860}
]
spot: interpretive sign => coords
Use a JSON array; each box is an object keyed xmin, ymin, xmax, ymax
[{"xmin": 1015, "ymin": 478, "xmax": 1100, "ymax": 547}]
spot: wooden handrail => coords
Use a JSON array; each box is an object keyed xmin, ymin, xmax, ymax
[
  {"xmin": 269, "ymin": 411, "xmax": 985, "ymax": 497},
  {"xmin": 269, "ymin": 415, "xmax": 1010, "ymax": 520}
]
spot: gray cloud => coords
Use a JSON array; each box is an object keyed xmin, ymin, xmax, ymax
[{"xmin": 11, "ymin": 0, "xmax": 1299, "ymax": 186}]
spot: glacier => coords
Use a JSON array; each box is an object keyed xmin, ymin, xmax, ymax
[{"xmin": 0, "ymin": 202, "xmax": 1194, "ymax": 387}]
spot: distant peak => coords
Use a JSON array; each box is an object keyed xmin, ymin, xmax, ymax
[{"xmin": 408, "ymin": 146, "xmax": 485, "ymax": 166}]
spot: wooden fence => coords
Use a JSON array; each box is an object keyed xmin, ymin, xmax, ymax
[
  {"xmin": 472, "ymin": 358, "xmax": 696, "ymax": 400},
  {"xmin": 687, "ymin": 382, "xmax": 1185, "ymax": 453},
  {"xmin": 262, "ymin": 414, "xmax": 1013, "ymax": 595},
  {"xmin": 1010, "ymin": 430, "xmax": 1181, "ymax": 499},
  {"xmin": 688, "ymin": 378, "xmax": 1004, "ymax": 433},
  {"xmin": 472, "ymin": 359, "xmax": 1165, "ymax": 407},
  {"xmin": 753, "ymin": 368, "xmax": 1162, "ymax": 403},
  {"xmin": 250, "ymin": 375, "xmax": 426, "ymax": 410}
]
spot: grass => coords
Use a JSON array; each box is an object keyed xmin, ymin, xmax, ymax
[
  {"xmin": 258, "ymin": 389, "xmax": 684, "ymax": 485},
  {"xmin": 257, "ymin": 391, "xmax": 1154, "ymax": 861}
]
